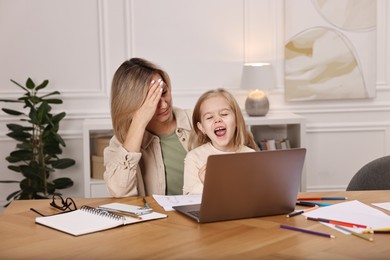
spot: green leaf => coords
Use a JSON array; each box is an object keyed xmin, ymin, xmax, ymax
[
  {"xmin": 53, "ymin": 177, "xmax": 74, "ymax": 189},
  {"xmin": 6, "ymin": 123, "xmax": 33, "ymax": 132},
  {"xmin": 41, "ymin": 91, "xmax": 60, "ymax": 99},
  {"xmin": 35, "ymin": 80, "xmax": 49, "ymax": 91},
  {"xmin": 6, "ymin": 155, "xmax": 23, "ymax": 163},
  {"xmin": 37, "ymin": 102, "xmax": 51, "ymax": 124},
  {"xmin": 16, "ymin": 142, "xmax": 32, "ymax": 150},
  {"xmin": 26, "ymin": 78, "xmax": 35, "ymax": 89},
  {"xmin": 10, "ymin": 79, "xmax": 28, "ymax": 92},
  {"xmin": 46, "ymin": 183, "xmax": 56, "ymax": 195},
  {"xmin": 54, "ymin": 133, "xmax": 66, "ymax": 147},
  {"xmin": 20, "ymin": 165, "xmax": 43, "ymax": 180},
  {"xmin": 8, "ymin": 165, "xmax": 21, "ymax": 173},
  {"xmin": 51, "ymin": 158, "xmax": 76, "ymax": 169},
  {"xmin": 51, "ymin": 112, "xmax": 66, "ymax": 124},
  {"xmin": 7, "ymin": 131, "xmax": 31, "ymax": 141},
  {"xmin": 44, "ymin": 143, "xmax": 62, "ymax": 155},
  {"xmin": 0, "ymin": 99, "xmax": 21, "ymax": 103},
  {"xmin": 43, "ymin": 99, "xmax": 63, "ymax": 104},
  {"xmin": 29, "ymin": 96, "xmax": 41, "ymax": 104},
  {"xmin": 6, "ymin": 190, "xmax": 22, "ymax": 201},
  {"xmin": 10, "ymin": 150, "xmax": 33, "ymax": 161},
  {"xmin": 0, "ymin": 180, "xmax": 20, "ymax": 183},
  {"xmin": 2, "ymin": 108, "xmax": 24, "ymax": 116},
  {"xmin": 28, "ymin": 108, "xmax": 39, "ymax": 125}
]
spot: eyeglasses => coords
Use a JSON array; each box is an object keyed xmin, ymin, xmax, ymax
[
  {"xmin": 50, "ymin": 194, "xmax": 78, "ymax": 211},
  {"xmin": 30, "ymin": 194, "xmax": 78, "ymax": 217}
]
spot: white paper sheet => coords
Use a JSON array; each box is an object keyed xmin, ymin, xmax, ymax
[
  {"xmin": 372, "ymin": 202, "xmax": 390, "ymax": 211},
  {"xmin": 303, "ymin": 200, "xmax": 390, "ymax": 233},
  {"xmin": 152, "ymin": 194, "xmax": 202, "ymax": 211}
]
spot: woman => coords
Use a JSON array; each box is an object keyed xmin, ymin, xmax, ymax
[{"xmin": 104, "ymin": 58, "xmax": 192, "ymax": 197}]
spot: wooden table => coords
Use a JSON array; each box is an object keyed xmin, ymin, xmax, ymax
[{"xmin": 1, "ymin": 191, "xmax": 390, "ymax": 259}]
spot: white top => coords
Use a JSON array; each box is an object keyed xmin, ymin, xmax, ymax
[{"xmin": 183, "ymin": 142, "xmax": 254, "ymax": 195}]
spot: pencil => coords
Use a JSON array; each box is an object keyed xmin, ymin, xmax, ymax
[
  {"xmin": 306, "ymin": 217, "xmax": 368, "ymax": 229},
  {"xmin": 363, "ymin": 228, "xmax": 390, "ymax": 234},
  {"xmin": 297, "ymin": 197, "xmax": 347, "ymax": 201},
  {"xmin": 104, "ymin": 209, "xmax": 143, "ymax": 220},
  {"xmin": 280, "ymin": 224, "xmax": 335, "ymax": 238},
  {"xmin": 286, "ymin": 205, "xmax": 319, "ymax": 218},
  {"xmin": 335, "ymin": 225, "xmax": 374, "ymax": 242},
  {"xmin": 296, "ymin": 201, "xmax": 332, "ymax": 207}
]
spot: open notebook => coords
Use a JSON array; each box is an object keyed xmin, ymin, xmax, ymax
[{"xmin": 35, "ymin": 204, "xmax": 167, "ymax": 236}]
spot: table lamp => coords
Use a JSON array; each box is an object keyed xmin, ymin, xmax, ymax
[{"xmin": 241, "ymin": 63, "xmax": 275, "ymax": 116}]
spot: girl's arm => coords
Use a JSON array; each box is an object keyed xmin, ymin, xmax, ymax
[{"xmin": 183, "ymin": 153, "xmax": 205, "ymax": 195}]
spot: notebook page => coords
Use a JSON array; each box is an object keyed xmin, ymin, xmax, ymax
[{"xmin": 36, "ymin": 209, "xmax": 124, "ymax": 236}]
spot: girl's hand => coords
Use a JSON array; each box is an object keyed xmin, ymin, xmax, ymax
[
  {"xmin": 132, "ymin": 79, "xmax": 163, "ymax": 127},
  {"xmin": 198, "ymin": 164, "xmax": 207, "ymax": 184}
]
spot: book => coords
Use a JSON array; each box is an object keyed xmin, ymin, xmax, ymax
[{"xmin": 35, "ymin": 204, "xmax": 167, "ymax": 236}]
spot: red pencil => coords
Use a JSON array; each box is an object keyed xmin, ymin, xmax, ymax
[{"xmin": 306, "ymin": 217, "xmax": 369, "ymax": 229}]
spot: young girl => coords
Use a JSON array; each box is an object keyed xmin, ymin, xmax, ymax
[{"xmin": 183, "ymin": 88, "xmax": 257, "ymax": 195}]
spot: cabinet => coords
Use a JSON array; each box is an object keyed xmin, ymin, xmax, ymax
[
  {"xmin": 83, "ymin": 119, "xmax": 113, "ymax": 198},
  {"xmin": 83, "ymin": 112, "xmax": 306, "ymax": 198},
  {"xmin": 244, "ymin": 111, "xmax": 305, "ymax": 150}
]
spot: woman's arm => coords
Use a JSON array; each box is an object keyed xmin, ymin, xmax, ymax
[
  {"xmin": 103, "ymin": 136, "xmax": 143, "ymax": 197},
  {"xmin": 104, "ymin": 79, "xmax": 164, "ymax": 197}
]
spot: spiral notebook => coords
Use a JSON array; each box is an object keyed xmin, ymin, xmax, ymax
[{"xmin": 35, "ymin": 205, "xmax": 167, "ymax": 236}]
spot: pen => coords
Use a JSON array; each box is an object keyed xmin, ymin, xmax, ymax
[
  {"xmin": 335, "ymin": 225, "xmax": 374, "ymax": 242},
  {"xmin": 286, "ymin": 205, "xmax": 319, "ymax": 218},
  {"xmin": 143, "ymin": 197, "xmax": 150, "ymax": 209},
  {"xmin": 297, "ymin": 197, "xmax": 348, "ymax": 201},
  {"xmin": 280, "ymin": 224, "xmax": 335, "ymax": 239},
  {"xmin": 99, "ymin": 208, "xmax": 143, "ymax": 220},
  {"xmin": 306, "ymin": 217, "xmax": 369, "ymax": 229},
  {"xmin": 296, "ymin": 201, "xmax": 332, "ymax": 207}
]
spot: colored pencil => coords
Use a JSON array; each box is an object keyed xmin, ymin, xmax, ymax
[
  {"xmin": 297, "ymin": 197, "xmax": 347, "ymax": 201},
  {"xmin": 286, "ymin": 205, "xmax": 319, "ymax": 218},
  {"xmin": 370, "ymin": 227, "xmax": 390, "ymax": 231},
  {"xmin": 280, "ymin": 224, "xmax": 335, "ymax": 238},
  {"xmin": 296, "ymin": 201, "xmax": 332, "ymax": 207},
  {"xmin": 306, "ymin": 217, "xmax": 369, "ymax": 229},
  {"xmin": 363, "ymin": 228, "xmax": 390, "ymax": 234},
  {"xmin": 335, "ymin": 225, "xmax": 374, "ymax": 242}
]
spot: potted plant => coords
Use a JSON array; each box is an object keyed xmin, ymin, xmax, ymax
[{"xmin": 0, "ymin": 78, "xmax": 75, "ymax": 205}]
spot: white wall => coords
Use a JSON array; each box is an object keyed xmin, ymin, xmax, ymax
[{"xmin": 1, "ymin": 0, "xmax": 390, "ymax": 204}]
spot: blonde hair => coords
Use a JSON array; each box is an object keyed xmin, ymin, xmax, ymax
[
  {"xmin": 188, "ymin": 88, "xmax": 257, "ymax": 151},
  {"xmin": 110, "ymin": 58, "xmax": 171, "ymax": 143}
]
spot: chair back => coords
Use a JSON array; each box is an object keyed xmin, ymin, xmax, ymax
[{"xmin": 346, "ymin": 155, "xmax": 390, "ymax": 191}]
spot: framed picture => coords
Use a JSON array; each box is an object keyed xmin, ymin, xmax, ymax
[{"xmin": 284, "ymin": 0, "xmax": 377, "ymax": 101}]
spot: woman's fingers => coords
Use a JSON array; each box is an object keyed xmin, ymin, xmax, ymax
[{"xmin": 133, "ymin": 79, "xmax": 163, "ymax": 123}]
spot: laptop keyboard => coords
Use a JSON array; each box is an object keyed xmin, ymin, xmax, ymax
[{"xmin": 188, "ymin": 210, "xmax": 200, "ymax": 218}]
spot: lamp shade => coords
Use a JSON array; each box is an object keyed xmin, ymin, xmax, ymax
[
  {"xmin": 241, "ymin": 63, "xmax": 275, "ymax": 116},
  {"xmin": 240, "ymin": 63, "xmax": 275, "ymax": 90}
]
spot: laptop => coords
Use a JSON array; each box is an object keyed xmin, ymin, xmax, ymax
[{"xmin": 173, "ymin": 148, "xmax": 306, "ymax": 223}]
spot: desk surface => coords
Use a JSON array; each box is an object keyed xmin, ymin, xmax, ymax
[{"xmin": 1, "ymin": 191, "xmax": 389, "ymax": 259}]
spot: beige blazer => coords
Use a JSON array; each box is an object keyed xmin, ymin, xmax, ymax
[{"xmin": 104, "ymin": 107, "xmax": 192, "ymax": 197}]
